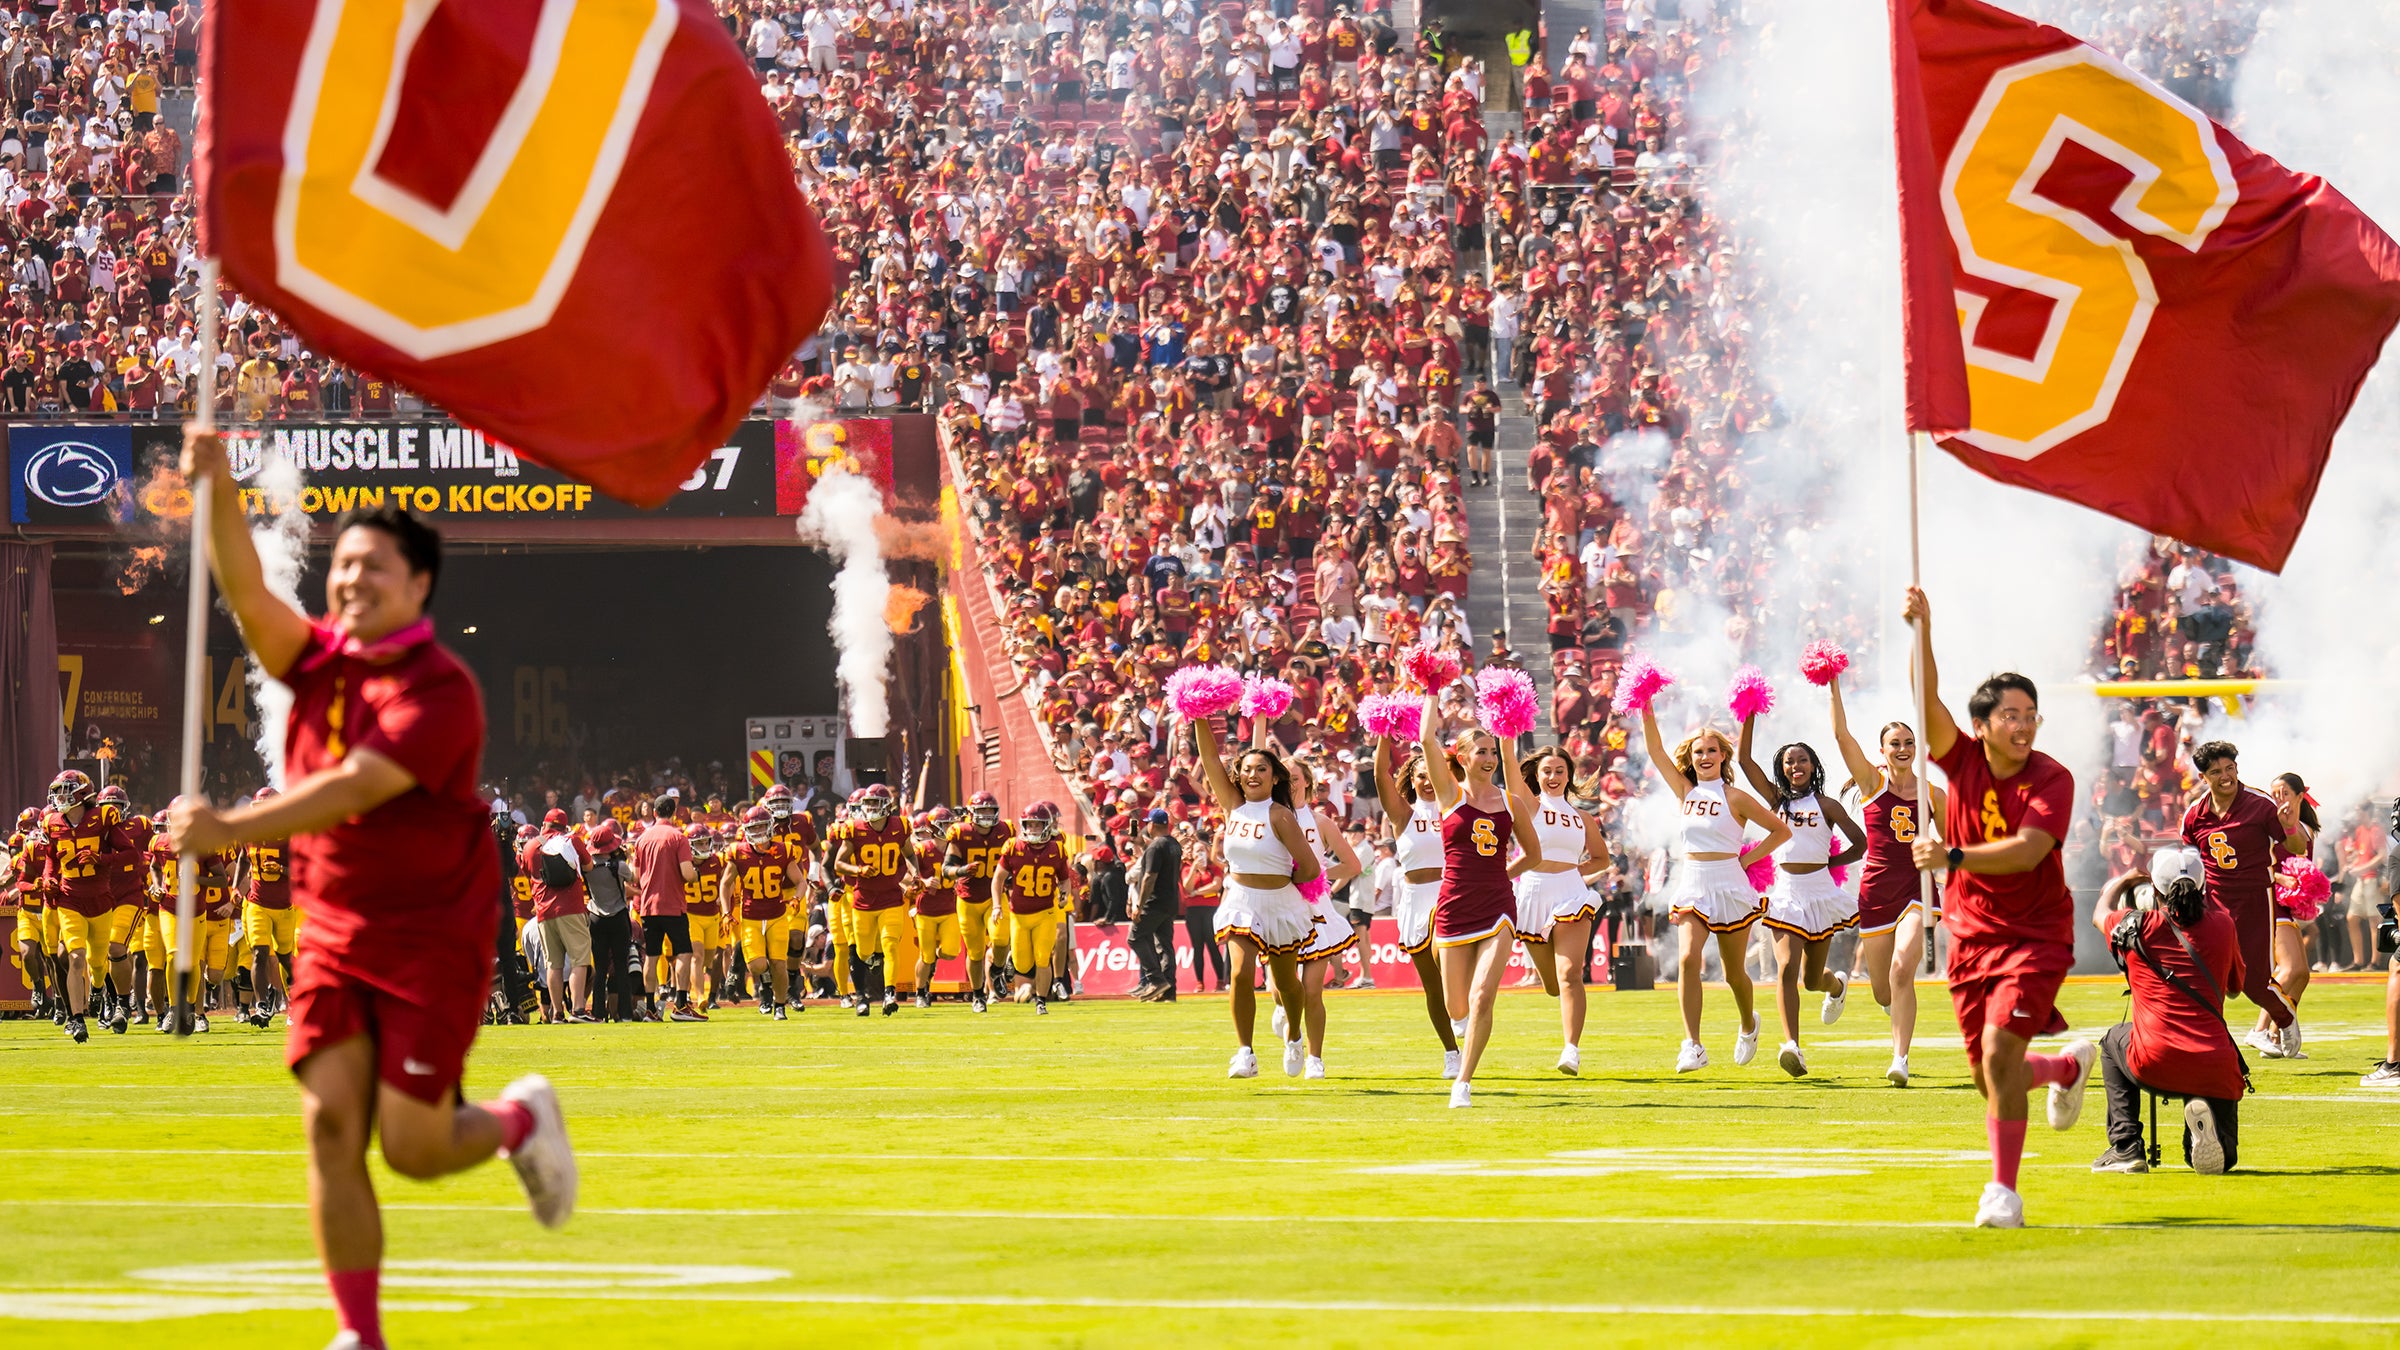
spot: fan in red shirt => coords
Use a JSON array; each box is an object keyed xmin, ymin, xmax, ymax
[
  {"xmin": 1903, "ymin": 586, "xmax": 2094, "ymax": 1232},
  {"xmin": 165, "ymin": 429, "xmax": 575, "ymax": 1350},
  {"xmin": 2179, "ymin": 741, "xmax": 2310, "ymax": 1052}
]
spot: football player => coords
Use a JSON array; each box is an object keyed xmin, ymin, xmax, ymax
[
  {"xmin": 725, "ymin": 808, "xmax": 803, "ymax": 1019},
  {"xmin": 242, "ymin": 789, "xmax": 298, "ymax": 1028},
  {"xmin": 994, "ymin": 801, "xmax": 1072, "ymax": 1014},
  {"xmin": 38, "ymin": 771, "xmax": 139, "ymax": 1041},
  {"xmin": 101, "ymin": 787, "xmax": 168, "ymax": 1028},
  {"xmin": 6, "ymin": 807, "xmax": 50, "ymax": 1018},
  {"xmin": 685, "ymin": 825, "xmax": 729, "ymax": 1006},
  {"xmin": 942, "ymin": 792, "xmax": 1012, "ymax": 1012},
  {"xmin": 766, "ymin": 784, "xmax": 821, "ymax": 1004},
  {"xmin": 831, "ymin": 782, "xmax": 918, "ymax": 1016},
  {"xmin": 161, "ymin": 841, "xmax": 238, "ymax": 1032},
  {"xmin": 824, "ymin": 797, "xmax": 860, "ymax": 1005},
  {"xmin": 908, "ymin": 808, "xmax": 957, "ymax": 1009}
]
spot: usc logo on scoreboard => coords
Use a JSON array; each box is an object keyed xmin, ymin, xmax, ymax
[
  {"xmin": 275, "ymin": 0, "xmax": 678, "ymax": 359},
  {"xmin": 1940, "ymin": 49, "xmax": 2238, "ymax": 460}
]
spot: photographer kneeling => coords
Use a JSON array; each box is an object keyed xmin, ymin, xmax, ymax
[{"xmin": 2091, "ymin": 848, "xmax": 2248, "ymax": 1175}]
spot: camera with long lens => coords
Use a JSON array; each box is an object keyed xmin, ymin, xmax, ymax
[{"xmin": 2377, "ymin": 902, "xmax": 2397, "ymax": 955}]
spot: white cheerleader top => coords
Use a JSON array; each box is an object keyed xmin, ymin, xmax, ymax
[
  {"xmin": 1678, "ymin": 779, "xmax": 1745, "ymax": 856},
  {"xmin": 1395, "ymin": 800, "xmax": 1443, "ymax": 872},
  {"xmin": 1531, "ymin": 794, "xmax": 1588, "ymax": 866},
  {"xmin": 1293, "ymin": 804, "xmax": 1336, "ymax": 869},
  {"xmin": 1773, "ymin": 792, "xmax": 1833, "ymax": 868},
  {"xmin": 1225, "ymin": 799, "xmax": 1295, "ymax": 875}
]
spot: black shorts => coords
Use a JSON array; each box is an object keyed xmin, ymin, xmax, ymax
[
  {"xmin": 1466, "ymin": 425, "xmax": 1495, "ymax": 448},
  {"xmin": 642, "ymin": 913, "xmax": 693, "ymax": 957},
  {"xmin": 1346, "ymin": 907, "xmax": 1374, "ymax": 929}
]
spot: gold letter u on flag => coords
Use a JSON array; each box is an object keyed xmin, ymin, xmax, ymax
[{"xmin": 274, "ymin": 0, "xmax": 677, "ymax": 359}]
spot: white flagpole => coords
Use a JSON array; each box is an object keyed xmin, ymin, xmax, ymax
[
  {"xmin": 1909, "ymin": 430, "xmax": 1938, "ymax": 972},
  {"xmin": 172, "ymin": 258, "xmax": 221, "ymax": 1037}
]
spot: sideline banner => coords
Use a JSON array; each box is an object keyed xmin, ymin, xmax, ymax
[
  {"xmin": 8, "ymin": 417, "xmax": 905, "ymax": 526},
  {"xmin": 1060, "ymin": 919, "xmax": 1546, "ymax": 996}
]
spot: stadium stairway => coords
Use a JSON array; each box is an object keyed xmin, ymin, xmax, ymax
[{"xmin": 1461, "ymin": 410, "xmax": 1555, "ymax": 723}]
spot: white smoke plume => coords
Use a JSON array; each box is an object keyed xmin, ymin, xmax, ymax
[
  {"xmin": 243, "ymin": 445, "xmax": 309, "ymax": 789},
  {"xmin": 796, "ymin": 464, "xmax": 893, "ymax": 738},
  {"xmin": 2215, "ymin": 2, "xmax": 2400, "ymax": 807},
  {"xmin": 1687, "ymin": 2, "xmax": 2146, "ymax": 799}
]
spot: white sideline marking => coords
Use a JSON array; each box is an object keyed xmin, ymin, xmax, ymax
[
  {"xmin": 0, "ymin": 1293, "xmax": 467, "ymax": 1323},
  {"xmin": 1359, "ymin": 1147, "xmax": 1992, "ymax": 1180},
  {"xmin": 0, "ymin": 1148, "xmax": 1343, "ymax": 1165},
  {"xmin": 132, "ymin": 1260, "xmax": 786, "ymax": 1292},
  {"xmin": 6, "ymin": 1284, "xmax": 2393, "ymax": 1328}
]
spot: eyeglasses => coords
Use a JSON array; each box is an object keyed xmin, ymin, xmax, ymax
[{"xmin": 1986, "ymin": 711, "xmax": 2044, "ymax": 730}]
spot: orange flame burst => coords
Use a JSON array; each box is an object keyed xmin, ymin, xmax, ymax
[
  {"xmin": 885, "ymin": 584, "xmax": 931, "ymax": 634},
  {"xmin": 875, "ymin": 517, "xmax": 949, "ymax": 565},
  {"xmin": 115, "ymin": 546, "xmax": 168, "ymax": 595}
]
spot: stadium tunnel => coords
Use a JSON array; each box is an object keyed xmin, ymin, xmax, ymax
[{"xmin": 2, "ymin": 415, "xmax": 954, "ymax": 814}]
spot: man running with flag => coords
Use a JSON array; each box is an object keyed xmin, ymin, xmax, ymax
[
  {"xmin": 1903, "ymin": 586, "xmax": 2094, "ymax": 1230},
  {"xmin": 166, "ymin": 429, "xmax": 575, "ymax": 1350}
]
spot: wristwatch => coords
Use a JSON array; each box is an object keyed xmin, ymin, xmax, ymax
[{"xmin": 1946, "ymin": 845, "xmax": 1965, "ymax": 869}]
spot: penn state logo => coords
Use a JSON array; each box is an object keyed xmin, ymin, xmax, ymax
[{"xmin": 22, "ymin": 439, "xmax": 121, "ymax": 508}]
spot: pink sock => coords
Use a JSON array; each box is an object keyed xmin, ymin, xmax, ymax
[
  {"xmin": 483, "ymin": 1098, "xmax": 535, "ymax": 1154},
  {"xmin": 326, "ymin": 1267, "xmax": 382, "ymax": 1348},
  {"xmin": 1987, "ymin": 1116, "xmax": 2026, "ymax": 1190},
  {"xmin": 2024, "ymin": 1051, "xmax": 2079, "ymax": 1087}
]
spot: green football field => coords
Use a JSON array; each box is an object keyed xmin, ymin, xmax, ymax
[{"xmin": 4, "ymin": 976, "xmax": 2398, "ymax": 1347}]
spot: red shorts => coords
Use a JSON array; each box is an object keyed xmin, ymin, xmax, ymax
[
  {"xmin": 1946, "ymin": 938, "xmax": 2072, "ymax": 1068},
  {"xmin": 285, "ymin": 939, "xmax": 490, "ymax": 1106}
]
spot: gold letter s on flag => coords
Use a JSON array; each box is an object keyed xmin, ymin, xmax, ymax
[
  {"xmin": 1940, "ymin": 49, "xmax": 2238, "ymax": 460},
  {"xmin": 273, "ymin": 0, "xmax": 677, "ymax": 360}
]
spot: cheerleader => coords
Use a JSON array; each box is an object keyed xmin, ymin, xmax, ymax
[
  {"xmin": 1828, "ymin": 674, "xmax": 1946, "ymax": 1087},
  {"xmin": 1641, "ymin": 706, "xmax": 1790, "ymax": 1074},
  {"xmin": 1373, "ymin": 731, "xmax": 1463, "ymax": 1078},
  {"xmin": 1513, "ymin": 746, "xmax": 1614, "ymax": 1075},
  {"xmin": 2247, "ymin": 771, "xmax": 2321, "ymax": 1059},
  {"xmin": 1280, "ymin": 756, "xmax": 1364, "ymax": 1080},
  {"xmin": 1738, "ymin": 712, "xmax": 1868, "ymax": 1078},
  {"xmin": 1419, "ymin": 694, "xmax": 1543, "ymax": 1108},
  {"xmin": 1193, "ymin": 716, "xmax": 1322, "ymax": 1079}
]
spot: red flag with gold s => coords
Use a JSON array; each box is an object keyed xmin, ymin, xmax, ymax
[
  {"xmin": 194, "ymin": 0, "xmax": 831, "ymax": 505},
  {"xmin": 1890, "ymin": 0, "xmax": 2400, "ymax": 572}
]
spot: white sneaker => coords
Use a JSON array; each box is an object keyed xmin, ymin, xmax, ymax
[
  {"xmin": 1356, "ymin": 975, "xmax": 1375, "ymax": 989},
  {"xmin": 2244, "ymin": 1026, "xmax": 2282, "ymax": 1059},
  {"xmin": 1271, "ymin": 1004, "xmax": 1288, "ymax": 1039},
  {"xmin": 193, "ymin": 1013, "xmax": 210, "ymax": 1034},
  {"xmin": 1228, "ymin": 1046, "xmax": 1259, "ymax": 1078},
  {"xmin": 1777, "ymin": 1040, "xmax": 1807, "ymax": 1077},
  {"xmin": 1304, "ymin": 1055, "xmax": 1326, "ymax": 1080},
  {"xmin": 2362, "ymin": 1060, "xmax": 2400, "ymax": 1089},
  {"xmin": 1449, "ymin": 1080, "xmax": 1473, "ymax": 1108},
  {"xmin": 2047, "ymin": 1038, "xmax": 2098, "ymax": 1131},
  {"xmin": 1973, "ymin": 1182, "xmax": 2024, "ymax": 1229},
  {"xmin": 1886, "ymin": 1054, "xmax": 1910, "ymax": 1088},
  {"xmin": 1820, "ymin": 975, "xmax": 1847, "ymax": 1025},
  {"xmin": 1675, "ymin": 1039, "xmax": 1707, "ymax": 1073},
  {"xmin": 499, "ymin": 1073, "xmax": 577, "ymax": 1230},
  {"xmin": 325, "ymin": 1333, "xmax": 369, "ymax": 1350},
  {"xmin": 1283, "ymin": 1039, "xmax": 1305, "ymax": 1077},
  {"xmin": 1442, "ymin": 1049, "xmax": 1463, "ymax": 1080},
  {"xmin": 2280, "ymin": 1021, "xmax": 2306, "ymax": 1060},
  {"xmin": 1733, "ymin": 1020, "xmax": 1760, "ymax": 1067},
  {"xmin": 1556, "ymin": 1044, "xmax": 1581, "ymax": 1076},
  {"xmin": 2184, "ymin": 1098, "xmax": 2229, "ymax": 1175}
]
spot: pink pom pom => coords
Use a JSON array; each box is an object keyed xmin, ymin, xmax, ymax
[
  {"xmin": 1799, "ymin": 640, "xmax": 1851, "ymax": 687},
  {"xmin": 1475, "ymin": 667, "xmax": 1539, "ymax": 740},
  {"xmin": 1298, "ymin": 874, "xmax": 1331, "ymax": 905},
  {"xmin": 1241, "ymin": 675, "xmax": 1295, "ymax": 721},
  {"xmin": 2275, "ymin": 856, "xmax": 2333, "ymax": 922},
  {"xmin": 1610, "ymin": 653, "xmax": 1675, "ymax": 716},
  {"xmin": 1727, "ymin": 665, "xmax": 1777, "ymax": 723},
  {"xmin": 1829, "ymin": 862, "xmax": 1850, "ymax": 889},
  {"xmin": 1359, "ymin": 693, "xmax": 1425, "ymax": 742},
  {"xmin": 1165, "ymin": 665, "xmax": 1243, "ymax": 721},
  {"xmin": 1744, "ymin": 855, "xmax": 1774, "ymax": 894},
  {"xmin": 1402, "ymin": 643, "xmax": 1463, "ymax": 692}
]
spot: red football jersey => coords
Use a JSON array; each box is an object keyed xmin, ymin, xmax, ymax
[
  {"xmin": 997, "ymin": 838, "xmax": 1069, "ymax": 916},
  {"xmin": 841, "ymin": 817, "xmax": 913, "ymax": 910},
  {"xmin": 41, "ymin": 804, "xmax": 135, "ymax": 917},
  {"xmin": 945, "ymin": 820, "xmax": 1013, "ymax": 901},
  {"xmin": 913, "ymin": 838, "xmax": 958, "ymax": 918},
  {"xmin": 726, "ymin": 842, "xmax": 795, "ymax": 921},
  {"xmin": 2181, "ymin": 786, "xmax": 2284, "ymax": 908},
  {"xmin": 1934, "ymin": 735, "xmax": 2075, "ymax": 949},
  {"xmin": 246, "ymin": 839, "xmax": 294, "ymax": 909}
]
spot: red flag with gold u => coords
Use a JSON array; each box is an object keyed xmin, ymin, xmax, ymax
[
  {"xmin": 1891, "ymin": 0, "xmax": 2400, "ymax": 571},
  {"xmin": 196, "ymin": 0, "xmax": 831, "ymax": 506}
]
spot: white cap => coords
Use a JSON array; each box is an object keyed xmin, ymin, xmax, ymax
[{"xmin": 2149, "ymin": 846, "xmax": 2202, "ymax": 890}]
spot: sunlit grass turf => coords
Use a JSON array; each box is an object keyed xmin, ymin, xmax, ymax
[{"xmin": 1, "ymin": 976, "xmax": 2396, "ymax": 1348}]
